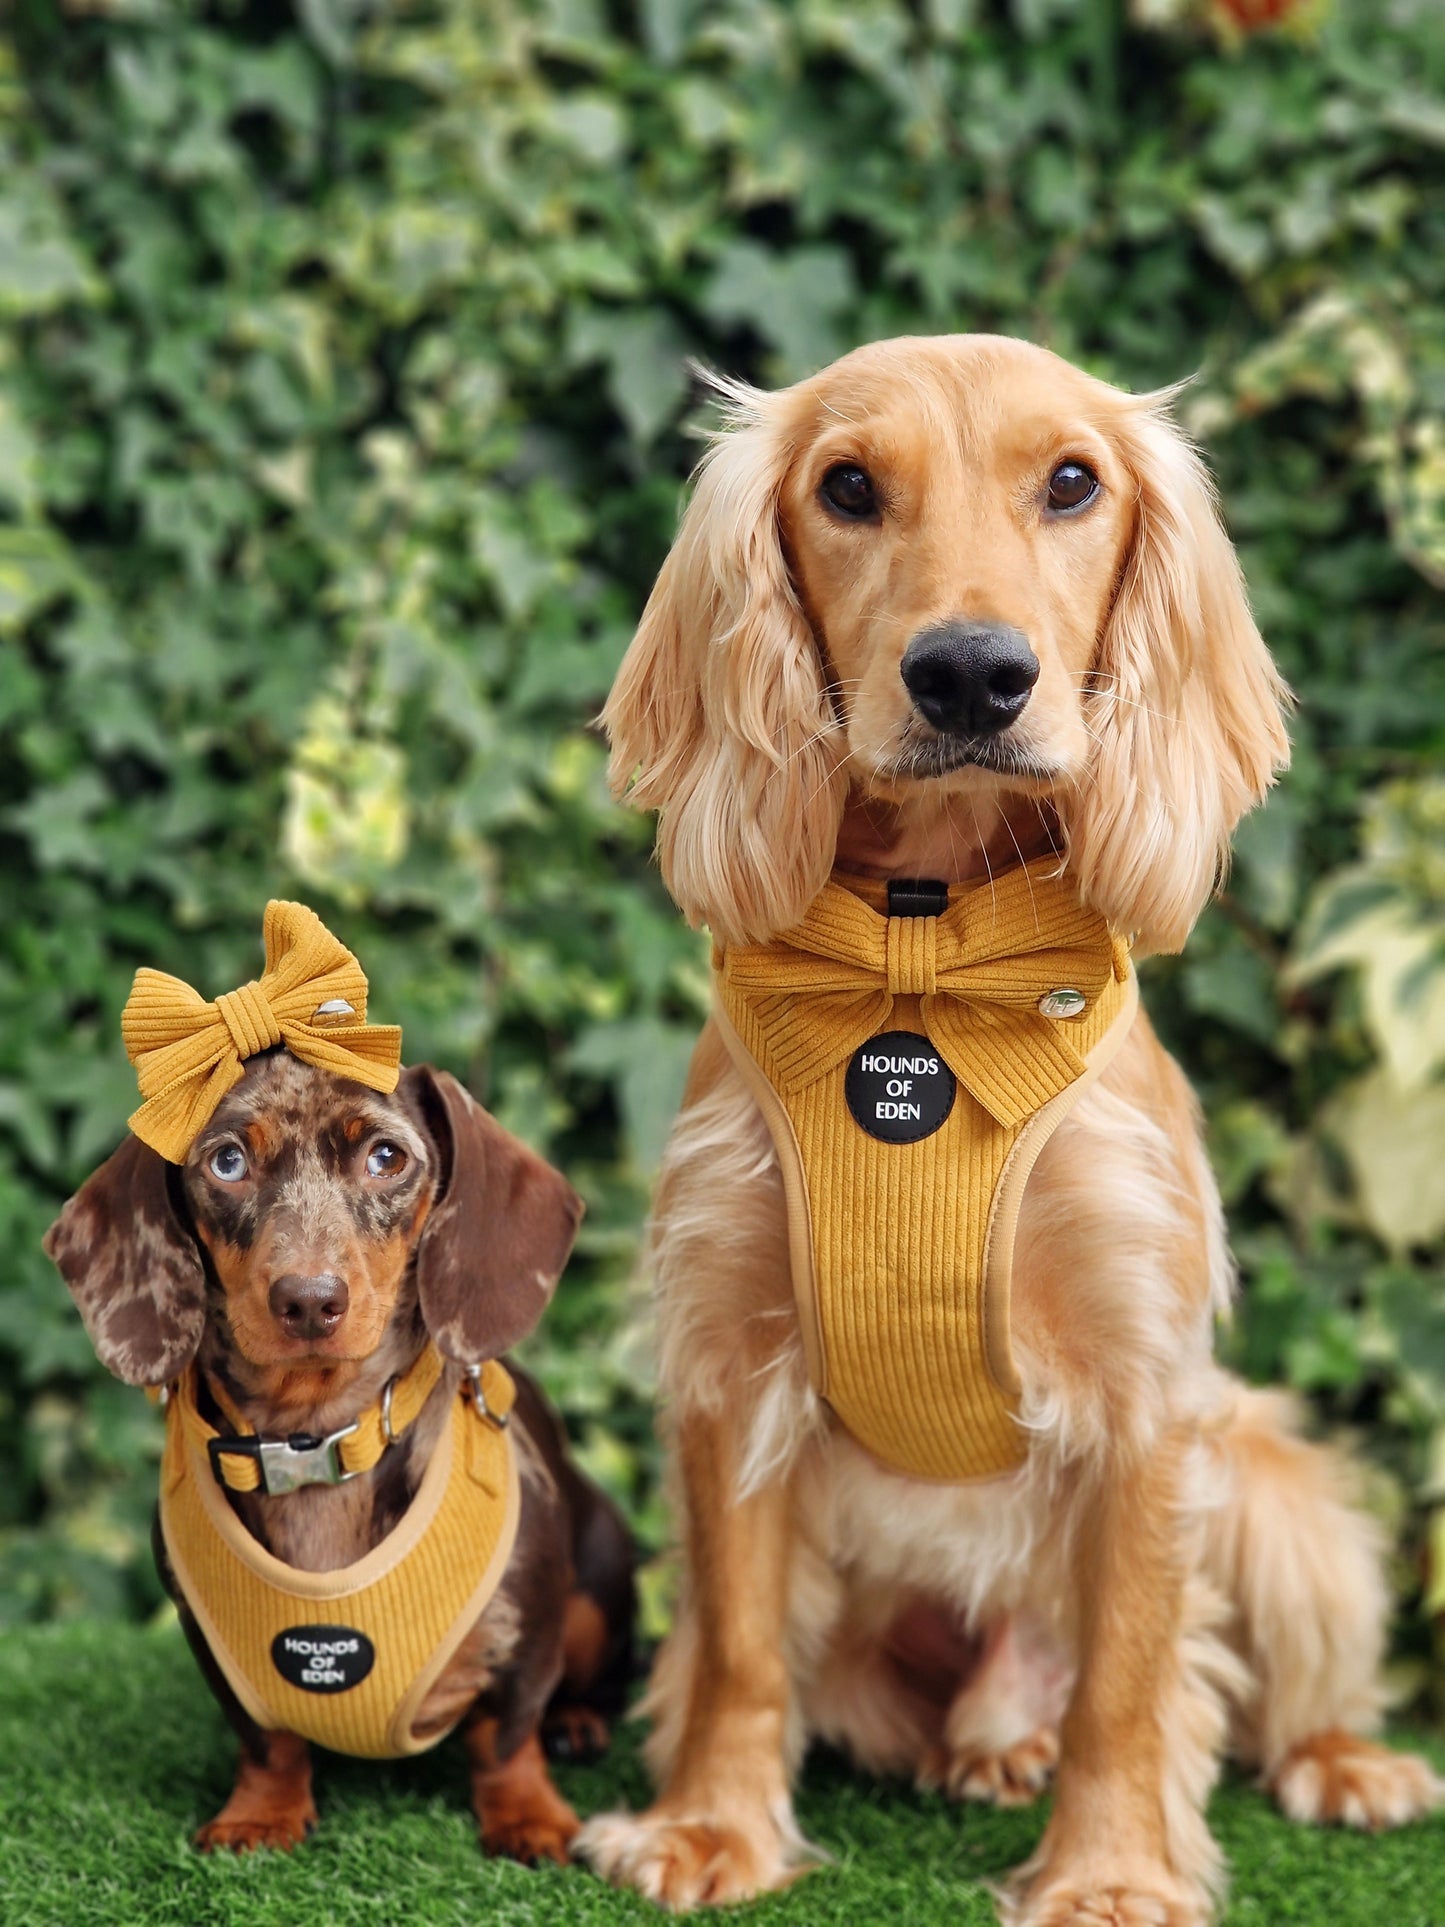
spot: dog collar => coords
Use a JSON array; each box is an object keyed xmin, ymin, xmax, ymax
[{"xmin": 168, "ymin": 1344, "xmax": 514, "ymax": 1496}]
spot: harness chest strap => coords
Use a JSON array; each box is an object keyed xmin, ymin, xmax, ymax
[
  {"xmin": 713, "ymin": 861, "xmax": 1138, "ymax": 1485},
  {"xmin": 159, "ymin": 1357, "xmax": 518, "ymax": 1759}
]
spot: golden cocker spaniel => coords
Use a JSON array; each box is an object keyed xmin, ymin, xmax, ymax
[{"xmin": 577, "ymin": 335, "xmax": 1441, "ymax": 1925}]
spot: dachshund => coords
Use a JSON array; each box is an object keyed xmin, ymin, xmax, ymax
[
  {"xmin": 46, "ymin": 1050, "xmax": 634, "ymax": 1864},
  {"xmin": 576, "ymin": 334, "xmax": 1442, "ymax": 1924}
]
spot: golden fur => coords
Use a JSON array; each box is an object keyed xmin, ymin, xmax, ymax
[{"xmin": 577, "ymin": 336, "xmax": 1441, "ymax": 1923}]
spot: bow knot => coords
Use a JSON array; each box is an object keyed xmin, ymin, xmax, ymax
[
  {"xmin": 216, "ymin": 982, "xmax": 283, "ymax": 1059},
  {"xmin": 886, "ymin": 916, "xmax": 937, "ymax": 997},
  {"xmin": 123, "ymin": 901, "xmax": 403, "ymax": 1163},
  {"xmin": 719, "ymin": 863, "xmax": 1126, "ymax": 1130}
]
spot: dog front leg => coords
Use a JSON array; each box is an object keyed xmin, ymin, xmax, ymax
[
  {"xmin": 1006, "ymin": 1425, "xmax": 1227, "ymax": 1927},
  {"xmin": 194, "ymin": 1729, "xmax": 317, "ymax": 1853},
  {"xmin": 577, "ymin": 1402, "xmax": 805, "ymax": 1907}
]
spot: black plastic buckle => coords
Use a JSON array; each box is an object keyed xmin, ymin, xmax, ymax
[
  {"xmin": 886, "ymin": 878, "xmax": 949, "ymax": 918},
  {"xmin": 207, "ymin": 1433, "xmax": 263, "ymax": 1489}
]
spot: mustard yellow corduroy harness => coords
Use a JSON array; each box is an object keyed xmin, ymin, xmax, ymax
[
  {"xmin": 159, "ymin": 1355, "xmax": 519, "ymax": 1759},
  {"xmin": 713, "ymin": 861, "xmax": 1138, "ymax": 1483}
]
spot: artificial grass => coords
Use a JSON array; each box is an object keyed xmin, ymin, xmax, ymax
[{"xmin": 0, "ymin": 1623, "xmax": 1440, "ymax": 1927}]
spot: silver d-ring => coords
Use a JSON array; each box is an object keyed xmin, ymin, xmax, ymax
[
  {"xmin": 380, "ymin": 1373, "xmax": 400, "ymax": 1446},
  {"xmin": 464, "ymin": 1361, "xmax": 509, "ymax": 1429}
]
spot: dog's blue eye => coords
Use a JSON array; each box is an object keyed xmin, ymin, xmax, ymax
[
  {"xmin": 366, "ymin": 1142, "xmax": 406, "ymax": 1178},
  {"xmin": 208, "ymin": 1144, "xmax": 247, "ymax": 1182},
  {"xmin": 1046, "ymin": 462, "xmax": 1099, "ymax": 513}
]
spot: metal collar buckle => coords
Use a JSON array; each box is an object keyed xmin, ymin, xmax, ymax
[
  {"xmin": 463, "ymin": 1363, "xmax": 509, "ymax": 1430},
  {"xmin": 208, "ymin": 1421, "xmax": 359, "ymax": 1495}
]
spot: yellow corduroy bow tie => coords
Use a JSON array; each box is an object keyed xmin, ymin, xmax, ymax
[
  {"xmin": 123, "ymin": 900, "xmax": 403, "ymax": 1163},
  {"xmin": 720, "ymin": 862, "xmax": 1129, "ymax": 1130}
]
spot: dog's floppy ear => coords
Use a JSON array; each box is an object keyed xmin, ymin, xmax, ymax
[
  {"xmin": 1063, "ymin": 398, "xmax": 1292, "ymax": 955},
  {"xmin": 403, "ymin": 1066, "xmax": 583, "ymax": 1364},
  {"xmin": 43, "ymin": 1136, "xmax": 206, "ymax": 1386},
  {"xmin": 602, "ymin": 376, "xmax": 848, "ymax": 947}
]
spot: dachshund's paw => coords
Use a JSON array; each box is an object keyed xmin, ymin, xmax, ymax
[
  {"xmin": 575, "ymin": 1805, "xmax": 810, "ymax": 1909},
  {"xmin": 194, "ymin": 1803, "xmax": 317, "ymax": 1854},
  {"xmin": 543, "ymin": 1702, "xmax": 611, "ymax": 1763},
  {"xmin": 1003, "ymin": 1861, "xmax": 1208, "ymax": 1927},
  {"xmin": 482, "ymin": 1803, "xmax": 579, "ymax": 1867},
  {"xmin": 919, "ymin": 1724, "xmax": 1059, "ymax": 1806},
  {"xmin": 478, "ymin": 1771, "xmax": 579, "ymax": 1866},
  {"xmin": 1272, "ymin": 1730, "xmax": 1444, "ymax": 1830}
]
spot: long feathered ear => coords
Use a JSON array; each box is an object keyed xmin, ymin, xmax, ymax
[
  {"xmin": 43, "ymin": 1137, "xmax": 207, "ymax": 1386},
  {"xmin": 1063, "ymin": 399, "xmax": 1292, "ymax": 955},
  {"xmin": 401, "ymin": 1067, "xmax": 584, "ymax": 1365},
  {"xmin": 601, "ymin": 378, "xmax": 848, "ymax": 946}
]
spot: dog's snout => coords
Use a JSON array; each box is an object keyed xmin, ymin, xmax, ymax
[
  {"xmin": 268, "ymin": 1272, "xmax": 350, "ymax": 1341},
  {"xmin": 900, "ymin": 623, "xmax": 1040, "ymax": 738}
]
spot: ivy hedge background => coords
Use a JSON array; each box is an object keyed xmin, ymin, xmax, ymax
[{"xmin": 2, "ymin": 0, "xmax": 1443, "ymax": 1702}]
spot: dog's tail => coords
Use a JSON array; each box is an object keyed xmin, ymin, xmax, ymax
[{"xmin": 1201, "ymin": 1383, "xmax": 1390, "ymax": 1772}]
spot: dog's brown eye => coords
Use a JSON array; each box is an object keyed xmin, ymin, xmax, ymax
[
  {"xmin": 1046, "ymin": 462, "xmax": 1099, "ymax": 513},
  {"xmin": 366, "ymin": 1142, "xmax": 406, "ymax": 1178},
  {"xmin": 820, "ymin": 463, "xmax": 878, "ymax": 519},
  {"xmin": 208, "ymin": 1144, "xmax": 247, "ymax": 1183}
]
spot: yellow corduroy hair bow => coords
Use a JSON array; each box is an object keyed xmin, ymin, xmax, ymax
[{"xmin": 123, "ymin": 900, "xmax": 403, "ymax": 1163}]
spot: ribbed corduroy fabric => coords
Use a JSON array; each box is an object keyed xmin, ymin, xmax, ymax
[
  {"xmin": 123, "ymin": 900, "xmax": 403, "ymax": 1163},
  {"xmin": 160, "ymin": 1362, "xmax": 518, "ymax": 1758},
  {"xmin": 715, "ymin": 862, "xmax": 1136, "ymax": 1483}
]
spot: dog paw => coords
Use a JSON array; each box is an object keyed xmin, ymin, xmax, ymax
[
  {"xmin": 1002, "ymin": 1852, "xmax": 1209, "ymax": 1927},
  {"xmin": 1272, "ymin": 1730, "xmax": 1444, "ymax": 1831},
  {"xmin": 543, "ymin": 1703, "xmax": 611, "ymax": 1763},
  {"xmin": 1004, "ymin": 1874, "xmax": 1207, "ymax": 1927},
  {"xmin": 482, "ymin": 1804, "xmax": 579, "ymax": 1866},
  {"xmin": 919, "ymin": 1725, "xmax": 1059, "ymax": 1806},
  {"xmin": 575, "ymin": 1806, "xmax": 807, "ymax": 1909},
  {"xmin": 194, "ymin": 1804, "xmax": 317, "ymax": 1854}
]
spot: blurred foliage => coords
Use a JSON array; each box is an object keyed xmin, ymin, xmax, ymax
[{"xmin": 1, "ymin": 0, "xmax": 1443, "ymax": 1681}]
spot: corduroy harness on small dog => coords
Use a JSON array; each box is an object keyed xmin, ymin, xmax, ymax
[
  {"xmin": 159, "ymin": 1354, "xmax": 518, "ymax": 1759},
  {"xmin": 713, "ymin": 861, "xmax": 1137, "ymax": 1483}
]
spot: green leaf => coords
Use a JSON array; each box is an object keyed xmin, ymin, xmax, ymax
[
  {"xmin": 701, "ymin": 241, "xmax": 857, "ymax": 382},
  {"xmin": 570, "ymin": 1018, "xmax": 697, "ymax": 1174},
  {"xmin": 0, "ymin": 527, "xmax": 76, "ymax": 633},
  {"xmin": 1323, "ymin": 1068, "xmax": 1445, "ymax": 1254},
  {"xmin": 568, "ymin": 308, "xmax": 691, "ymax": 445}
]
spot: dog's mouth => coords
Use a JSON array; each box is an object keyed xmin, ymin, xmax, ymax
[
  {"xmin": 879, "ymin": 730, "xmax": 1059, "ymax": 785},
  {"xmin": 234, "ymin": 1333, "xmax": 365, "ymax": 1374},
  {"xmin": 227, "ymin": 1302, "xmax": 378, "ymax": 1372}
]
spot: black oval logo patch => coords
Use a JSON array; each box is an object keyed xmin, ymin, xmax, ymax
[
  {"xmin": 271, "ymin": 1625, "xmax": 375, "ymax": 1694},
  {"xmin": 845, "ymin": 1030, "xmax": 956, "ymax": 1144}
]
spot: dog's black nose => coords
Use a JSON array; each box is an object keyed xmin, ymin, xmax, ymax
[
  {"xmin": 268, "ymin": 1273, "xmax": 350, "ymax": 1341},
  {"xmin": 900, "ymin": 622, "xmax": 1040, "ymax": 737}
]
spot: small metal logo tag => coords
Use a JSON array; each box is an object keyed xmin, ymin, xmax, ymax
[{"xmin": 1038, "ymin": 988, "xmax": 1087, "ymax": 1019}]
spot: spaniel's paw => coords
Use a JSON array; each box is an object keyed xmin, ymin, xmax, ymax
[
  {"xmin": 1003, "ymin": 1860, "xmax": 1208, "ymax": 1927},
  {"xmin": 1272, "ymin": 1730, "xmax": 1444, "ymax": 1831},
  {"xmin": 575, "ymin": 1805, "xmax": 811, "ymax": 1909},
  {"xmin": 919, "ymin": 1724, "xmax": 1059, "ymax": 1807}
]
